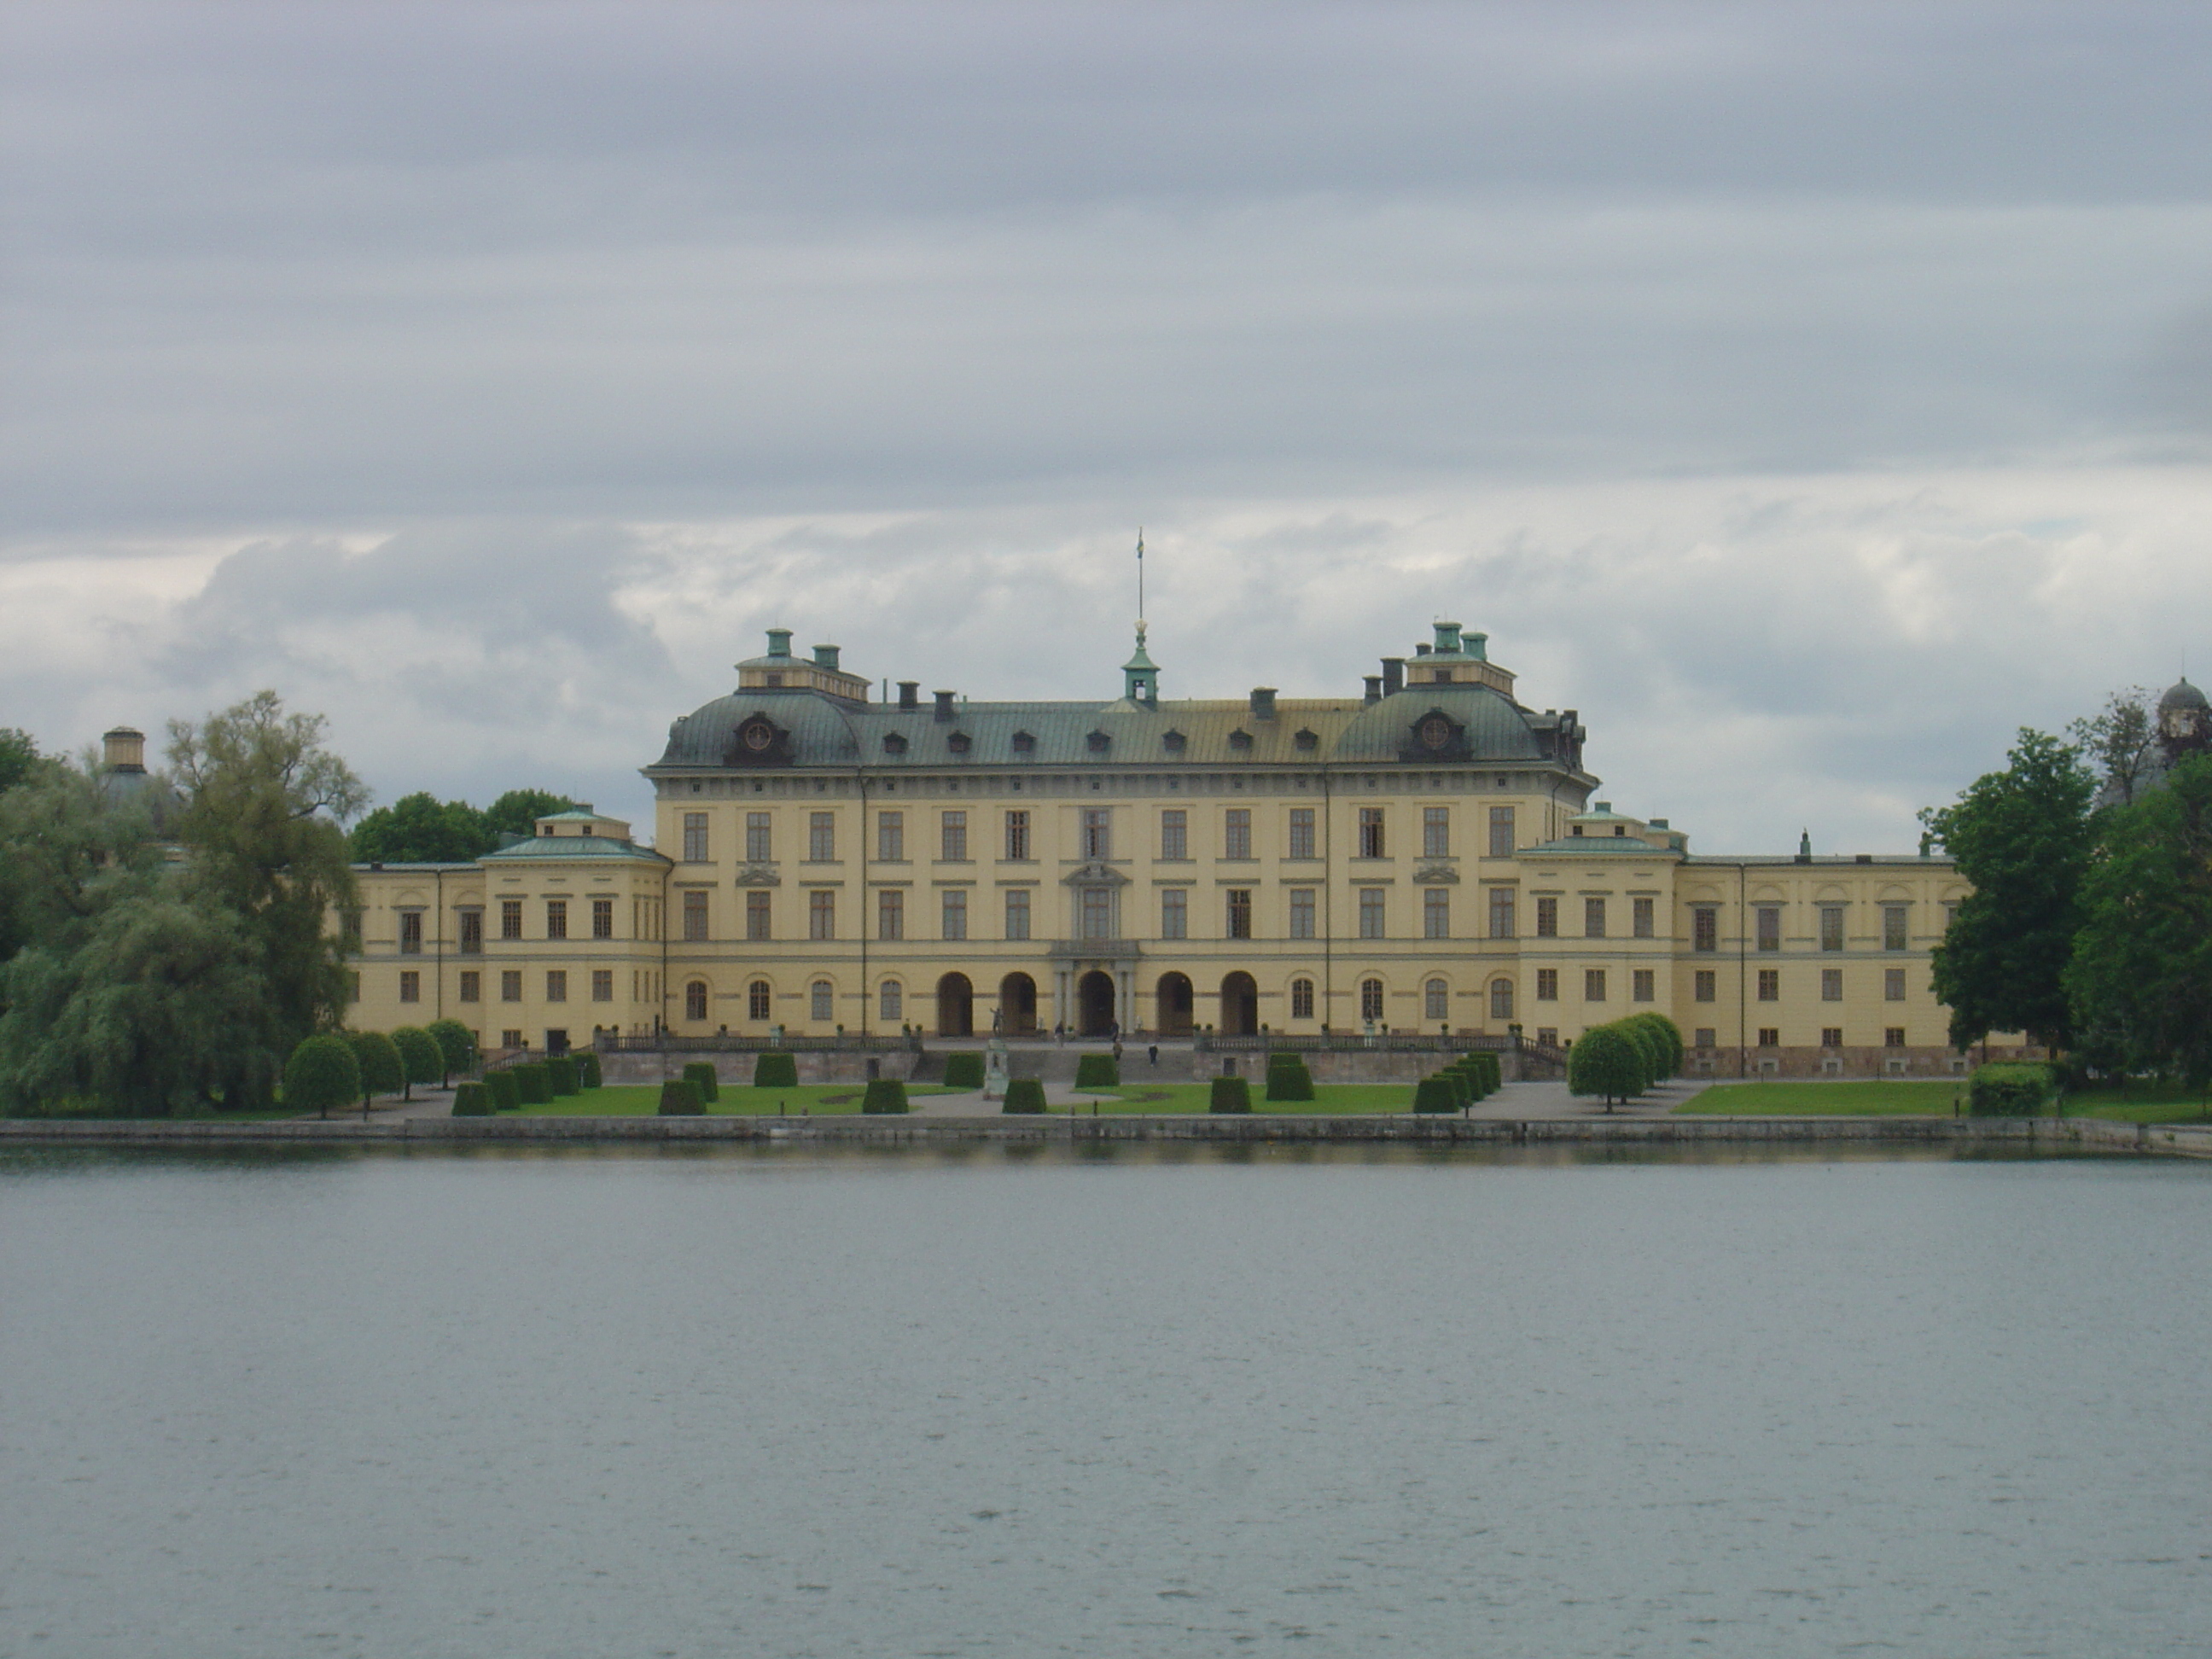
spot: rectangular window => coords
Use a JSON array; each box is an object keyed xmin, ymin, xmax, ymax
[
  {"xmin": 1488, "ymin": 805, "xmax": 1515, "ymax": 858},
  {"xmin": 1633, "ymin": 969, "xmax": 1655, "ymax": 1003},
  {"xmin": 1535, "ymin": 896, "xmax": 1558, "ymax": 938},
  {"xmin": 746, "ymin": 812, "xmax": 771, "ymax": 862},
  {"xmin": 1584, "ymin": 969, "xmax": 1607, "ymax": 1003},
  {"xmin": 1695, "ymin": 1027, "xmax": 1717, "ymax": 1050},
  {"xmin": 1004, "ymin": 810, "xmax": 1029, "ymax": 861},
  {"xmin": 1488, "ymin": 888, "xmax": 1516, "ymax": 940},
  {"xmin": 396, "ymin": 911, "xmax": 422, "ymax": 955},
  {"xmin": 1287, "ymin": 807, "xmax": 1316, "ymax": 860},
  {"xmin": 1291, "ymin": 979, "xmax": 1315, "ymax": 1020},
  {"xmin": 500, "ymin": 899, "xmax": 523, "ymax": 940},
  {"xmin": 591, "ymin": 897, "xmax": 614, "ymax": 940},
  {"xmin": 682, "ymin": 890, "xmax": 708, "ymax": 941},
  {"xmin": 1423, "ymin": 806, "xmax": 1449, "ymax": 859},
  {"xmin": 808, "ymin": 812, "xmax": 835, "ymax": 862},
  {"xmin": 811, "ymin": 981, "xmax": 833, "ymax": 1022},
  {"xmin": 941, "ymin": 888, "xmax": 968, "ymax": 940},
  {"xmin": 501, "ymin": 1028, "xmax": 523, "ymax": 1050},
  {"xmin": 546, "ymin": 970, "xmax": 567, "ymax": 1004},
  {"xmin": 1885, "ymin": 1026, "xmax": 1906, "ymax": 1047},
  {"xmin": 746, "ymin": 890, "xmax": 771, "ymax": 941},
  {"xmin": 500, "ymin": 969, "xmax": 521, "ymax": 1003},
  {"xmin": 340, "ymin": 911, "xmax": 364, "ymax": 952},
  {"xmin": 1358, "ymin": 888, "xmax": 1385, "ymax": 939},
  {"xmin": 1159, "ymin": 808, "xmax": 1187, "ymax": 860},
  {"xmin": 1161, "ymin": 888, "xmax": 1187, "ymax": 939},
  {"xmin": 1584, "ymin": 896, "xmax": 1606, "ymax": 939},
  {"xmin": 1423, "ymin": 888, "xmax": 1449, "ymax": 939},
  {"xmin": 1633, "ymin": 896, "xmax": 1655, "ymax": 939},
  {"xmin": 1756, "ymin": 906, "xmax": 1781, "ymax": 952},
  {"xmin": 1080, "ymin": 887, "xmax": 1113, "ymax": 939},
  {"xmin": 940, "ymin": 811, "xmax": 967, "ymax": 861},
  {"xmin": 399, "ymin": 969, "xmax": 420, "ymax": 1003},
  {"xmin": 1223, "ymin": 808, "xmax": 1252, "ymax": 860},
  {"xmin": 881, "ymin": 981, "xmax": 903, "ymax": 1022},
  {"xmin": 1819, "ymin": 906, "xmax": 1845, "ymax": 952},
  {"xmin": 545, "ymin": 900, "xmax": 567, "ymax": 940},
  {"xmin": 1884, "ymin": 967, "xmax": 1906, "ymax": 1002},
  {"xmin": 1004, "ymin": 888, "xmax": 1031, "ymax": 940},
  {"xmin": 877, "ymin": 888, "xmax": 904, "ymax": 941},
  {"xmin": 1694, "ymin": 969, "xmax": 1716, "ymax": 1003},
  {"xmin": 1082, "ymin": 808, "xmax": 1110, "ymax": 859},
  {"xmin": 1821, "ymin": 1027, "xmax": 1843, "ymax": 1048},
  {"xmin": 1821, "ymin": 968, "xmax": 1843, "ymax": 1001},
  {"xmin": 808, "ymin": 890, "xmax": 835, "ymax": 940},
  {"xmin": 1225, "ymin": 888, "xmax": 1252, "ymax": 939},
  {"xmin": 1289, "ymin": 888, "xmax": 1315, "ymax": 940},
  {"xmin": 1359, "ymin": 979, "xmax": 1384, "ymax": 1022},
  {"xmin": 457, "ymin": 909, "xmax": 482, "ymax": 955},
  {"xmin": 591, "ymin": 969, "xmax": 613, "ymax": 1003},
  {"xmin": 1425, "ymin": 979, "xmax": 1449, "ymax": 1021},
  {"xmin": 1358, "ymin": 808, "xmax": 1385, "ymax": 859},
  {"xmin": 683, "ymin": 812, "xmax": 708, "ymax": 862},
  {"xmin": 1490, "ymin": 980, "xmax": 1513, "ymax": 1020},
  {"xmin": 1536, "ymin": 969, "xmax": 1558, "ymax": 1002},
  {"xmin": 1883, "ymin": 905, "xmax": 1908, "ymax": 952},
  {"xmin": 1757, "ymin": 1027, "xmax": 1778, "ymax": 1047},
  {"xmin": 1536, "ymin": 1027, "xmax": 1558, "ymax": 1046},
  {"xmin": 748, "ymin": 981, "xmax": 771, "ymax": 1021},
  {"xmin": 1692, "ymin": 906, "xmax": 1718, "ymax": 952},
  {"xmin": 1758, "ymin": 969, "xmax": 1780, "ymax": 1002},
  {"xmin": 459, "ymin": 970, "xmax": 480, "ymax": 1004},
  {"xmin": 877, "ymin": 811, "xmax": 904, "ymax": 862}
]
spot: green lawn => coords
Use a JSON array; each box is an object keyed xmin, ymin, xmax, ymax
[
  {"xmin": 511, "ymin": 1082, "xmax": 963, "ymax": 1116},
  {"xmin": 1680, "ymin": 1080, "xmax": 1965, "ymax": 1116},
  {"xmin": 2062, "ymin": 1083, "xmax": 2212, "ymax": 1125}
]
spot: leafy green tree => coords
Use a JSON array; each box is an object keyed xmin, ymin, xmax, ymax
[
  {"xmin": 390, "ymin": 1026, "xmax": 441, "ymax": 1100},
  {"xmin": 1919, "ymin": 730, "xmax": 2095, "ymax": 1051},
  {"xmin": 2069, "ymin": 687, "xmax": 2159, "ymax": 806},
  {"xmin": 482, "ymin": 789, "xmax": 582, "ymax": 841},
  {"xmin": 346, "ymin": 1029, "xmax": 405, "ymax": 1110},
  {"xmin": 0, "ymin": 727, "xmax": 38, "ymax": 796},
  {"xmin": 2065, "ymin": 754, "xmax": 2212, "ymax": 1088},
  {"xmin": 424, "ymin": 1018, "xmax": 475, "ymax": 1084},
  {"xmin": 1567, "ymin": 1024, "xmax": 1644, "ymax": 1109},
  {"xmin": 166, "ymin": 692, "xmax": 366, "ymax": 1057},
  {"xmin": 285, "ymin": 1034, "xmax": 361, "ymax": 1120},
  {"xmin": 347, "ymin": 793, "xmax": 488, "ymax": 864}
]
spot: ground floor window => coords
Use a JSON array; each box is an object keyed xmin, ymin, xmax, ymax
[
  {"xmin": 1758, "ymin": 969, "xmax": 1779, "ymax": 1001},
  {"xmin": 881, "ymin": 980, "xmax": 903, "ymax": 1022},
  {"xmin": 1821, "ymin": 969, "xmax": 1843, "ymax": 1002},
  {"xmin": 1535, "ymin": 969, "xmax": 1557, "ymax": 1001},
  {"xmin": 1584, "ymin": 969, "xmax": 1606, "ymax": 1002},
  {"xmin": 1424, "ymin": 978, "xmax": 1448, "ymax": 1021},
  {"xmin": 1884, "ymin": 968, "xmax": 1906, "ymax": 1001},
  {"xmin": 501, "ymin": 1028, "xmax": 524, "ymax": 1049},
  {"xmin": 1757, "ymin": 1027, "xmax": 1778, "ymax": 1047},
  {"xmin": 501, "ymin": 969, "xmax": 521, "ymax": 1003},
  {"xmin": 1359, "ymin": 978, "xmax": 1384, "ymax": 1022},
  {"xmin": 748, "ymin": 980, "xmax": 771, "ymax": 1020},
  {"xmin": 591, "ymin": 969, "xmax": 613, "ymax": 1003},
  {"xmin": 684, "ymin": 981, "xmax": 707, "ymax": 1022},
  {"xmin": 1693, "ymin": 969, "xmax": 1714, "ymax": 1003},
  {"xmin": 1290, "ymin": 978, "xmax": 1314, "ymax": 1020},
  {"xmin": 1821, "ymin": 1027, "xmax": 1843, "ymax": 1048},
  {"xmin": 399, "ymin": 970, "xmax": 419, "ymax": 1004},
  {"xmin": 1694, "ymin": 1027, "xmax": 1716, "ymax": 1048},
  {"xmin": 1633, "ymin": 969, "xmax": 1655, "ymax": 1003},
  {"xmin": 458, "ymin": 970, "xmax": 480, "ymax": 1003},
  {"xmin": 546, "ymin": 970, "xmax": 567, "ymax": 1004},
  {"xmin": 811, "ymin": 980, "xmax": 834, "ymax": 1022},
  {"xmin": 1490, "ymin": 979, "xmax": 1513, "ymax": 1020},
  {"xmin": 1884, "ymin": 1026, "xmax": 1906, "ymax": 1047}
]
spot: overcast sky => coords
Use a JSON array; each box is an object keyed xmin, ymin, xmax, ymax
[{"xmin": 4, "ymin": 1, "xmax": 2208, "ymax": 851}]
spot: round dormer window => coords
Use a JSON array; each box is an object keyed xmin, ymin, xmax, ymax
[{"xmin": 1419, "ymin": 715, "xmax": 1452, "ymax": 750}]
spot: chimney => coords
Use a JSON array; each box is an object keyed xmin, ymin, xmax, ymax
[
  {"xmin": 934, "ymin": 690, "xmax": 957, "ymax": 723},
  {"xmin": 765, "ymin": 628, "xmax": 793, "ymax": 658},
  {"xmin": 1464, "ymin": 630, "xmax": 1489, "ymax": 661},
  {"xmin": 1413, "ymin": 642, "xmax": 1432, "ymax": 657},
  {"xmin": 1435, "ymin": 620, "xmax": 1463, "ymax": 655},
  {"xmin": 1364, "ymin": 675, "xmax": 1382, "ymax": 706},
  {"xmin": 1381, "ymin": 657, "xmax": 1405, "ymax": 697},
  {"xmin": 898, "ymin": 680, "xmax": 920, "ymax": 712},
  {"xmin": 102, "ymin": 726, "xmax": 146, "ymax": 773},
  {"xmin": 812, "ymin": 643, "xmax": 841, "ymax": 671},
  {"xmin": 1249, "ymin": 687, "xmax": 1277, "ymax": 719}
]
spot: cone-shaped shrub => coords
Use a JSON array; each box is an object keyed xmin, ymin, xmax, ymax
[
  {"xmin": 1265, "ymin": 1054, "xmax": 1315, "ymax": 1102},
  {"xmin": 942, "ymin": 1052, "xmax": 985, "ymax": 1088},
  {"xmin": 1209, "ymin": 1075, "xmax": 1252, "ymax": 1113},
  {"xmin": 546, "ymin": 1056, "xmax": 580, "ymax": 1097},
  {"xmin": 425, "ymin": 1019, "xmax": 476, "ymax": 1085},
  {"xmin": 450, "ymin": 1081, "xmax": 493, "ymax": 1116},
  {"xmin": 753, "ymin": 1051, "xmax": 799, "ymax": 1088},
  {"xmin": 1074, "ymin": 1054, "xmax": 1119, "ymax": 1090},
  {"xmin": 1412, "ymin": 1075, "xmax": 1459, "ymax": 1113},
  {"xmin": 658, "ymin": 1079, "xmax": 703, "ymax": 1115},
  {"xmin": 681, "ymin": 1062, "xmax": 719, "ymax": 1103},
  {"xmin": 512, "ymin": 1062, "xmax": 551, "ymax": 1105},
  {"xmin": 1002, "ymin": 1078, "xmax": 1048, "ymax": 1114},
  {"xmin": 1567, "ymin": 1025, "xmax": 1645, "ymax": 1107},
  {"xmin": 346, "ymin": 1030, "xmax": 405, "ymax": 1107},
  {"xmin": 283, "ymin": 1034, "xmax": 360, "ymax": 1119},
  {"xmin": 486, "ymin": 1068, "xmax": 521, "ymax": 1110},
  {"xmin": 577, "ymin": 1050, "xmax": 602, "ymax": 1088},
  {"xmin": 862, "ymin": 1078, "xmax": 909, "ymax": 1114}
]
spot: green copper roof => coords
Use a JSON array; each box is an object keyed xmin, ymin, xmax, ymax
[{"xmin": 480, "ymin": 835, "xmax": 669, "ymax": 865}]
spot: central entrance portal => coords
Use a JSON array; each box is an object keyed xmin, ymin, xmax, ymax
[
  {"xmin": 1077, "ymin": 970, "xmax": 1117, "ymax": 1037},
  {"xmin": 1220, "ymin": 972, "xmax": 1259, "ymax": 1036},
  {"xmin": 1155, "ymin": 971, "xmax": 1194, "ymax": 1037}
]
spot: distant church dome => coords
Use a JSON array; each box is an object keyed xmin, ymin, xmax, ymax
[{"xmin": 2158, "ymin": 676, "xmax": 2209, "ymax": 713}]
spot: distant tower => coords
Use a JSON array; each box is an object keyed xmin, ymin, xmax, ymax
[
  {"xmin": 1121, "ymin": 529, "xmax": 1159, "ymax": 704},
  {"xmin": 2157, "ymin": 677, "xmax": 2209, "ymax": 764}
]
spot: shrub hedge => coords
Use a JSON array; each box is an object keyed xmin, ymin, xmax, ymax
[
  {"xmin": 1969, "ymin": 1062, "xmax": 2055, "ymax": 1116},
  {"xmin": 753, "ymin": 1051, "xmax": 799, "ymax": 1088},
  {"xmin": 657, "ymin": 1079, "xmax": 703, "ymax": 1115},
  {"xmin": 1412, "ymin": 1075, "xmax": 1459, "ymax": 1113},
  {"xmin": 1566, "ymin": 1024, "xmax": 1648, "ymax": 1106},
  {"xmin": 450, "ymin": 1081, "xmax": 493, "ymax": 1116},
  {"xmin": 1209, "ymin": 1075, "xmax": 1252, "ymax": 1113},
  {"xmin": 283, "ymin": 1034, "xmax": 361, "ymax": 1119},
  {"xmin": 486, "ymin": 1068, "xmax": 521, "ymax": 1110},
  {"xmin": 546, "ymin": 1056, "xmax": 580, "ymax": 1097},
  {"xmin": 1265, "ymin": 1052, "xmax": 1315, "ymax": 1101},
  {"xmin": 942, "ymin": 1052, "xmax": 985, "ymax": 1088},
  {"xmin": 424, "ymin": 1018, "xmax": 476, "ymax": 1083},
  {"xmin": 1074, "ymin": 1054, "xmax": 1120, "ymax": 1091},
  {"xmin": 863, "ymin": 1078, "xmax": 910, "ymax": 1114},
  {"xmin": 1002, "ymin": 1078, "xmax": 1048, "ymax": 1114},
  {"xmin": 511, "ymin": 1062, "xmax": 551, "ymax": 1105},
  {"xmin": 682, "ymin": 1062, "xmax": 719, "ymax": 1103},
  {"xmin": 577, "ymin": 1050, "xmax": 602, "ymax": 1088}
]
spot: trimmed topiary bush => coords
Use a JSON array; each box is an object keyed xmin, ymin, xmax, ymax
[
  {"xmin": 753, "ymin": 1051, "xmax": 799, "ymax": 1088},
  {"xmin": 1412, "ymin": 1074, "xmax": 1459, "ymax": 1113},
  {"xmin": 486, "ymin": 1068, "xmax": 521, "ymax": 1110},
  {"xmin": 450, "ymin": 1081, "xmax": 492, "ymax": 1116},
  {"xmin": 1074, "ymin": 1054, "xmax": 1119, "ymax": 1091},
  {"xmin": 1209, "ymin": 1075, "xmax": 1251, "ymax": 1113},
  {"xmin": 284, "ymin": 1034, "xmax": 361, "ymax": 1120},
  {"xmin": 1567, "ymin": 1024, "xmax": 1644, "ymax": 1108},
  {"xmin": 1265, "ymin": 1052, "xmax": 1315, "ymax": 1102},
  {"xmin": 862, "ymin": 1078, "xmax": 909, "ymax": 1114},
  {"xmin": 1002, "ymin": 1078, "xmax": 1048, "ymax": 1114},
  {"xmin": 942, "ymin": 1051, "xmax": 985, "ymax": 1088},
  {"xmin": 346, "ymin": 1030, "xmax": 405, "ymax": 1109},
  {"xmin": 388, "ymin": 1026, "xmax": 441, "ymax": 1101},
  {"xmin": 547, "ymin": 1056, "xmax": 581, "ymax": 1097},
  {"xmin": 577, "ymin": 1050, "xmax": 602, "ymax": 1088},
  {"xmin": 1969, "ymin": 1062, "xmax": 2055, "ymax": 1116},
  {"xmin": 1624, "ymin": 1013, "xmax": 1684, "ymax": 1080},
  {"xmin": 658, "ymin": 1079, "xmax": 703, "ymax": 1115},
  {"xmin": 512, "ymin": 1062, "xmax": 551, "ymax": 1105},
  {"xmin": 682, "ymin": 1061, "xmax": 719, "ymax": 1103},
  {"xmin": 425, "ymin": 1018, "xmax": 476, "ymax": 1084}
]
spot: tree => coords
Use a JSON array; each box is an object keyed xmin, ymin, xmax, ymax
[
  {"xmin": 166, "ymin": 692, "xmax": 366, "ymax": 1057},
  {"xmin": 1567, "ymin": 1024, "xmax": 1644, "ymax": 1109},
  {"xmin": 0, "ymin": 727, "xmax": 38, "ymax": 796},
  {"xmin": 1920, "ymin": 729, "xmax": 2095, "ymax": 1051},
  {"xmin": 347, "ymin": 793, "xmax": 488, "ymax": 864},
  {"xmin": 2069, "ymin": 687, "xmax": 2159, "ymax": 806},
  {"xmin": 346, "ymin": 1029, "xmax": 405, "ymax": 1111},
  {"xmin": 2065, "ymin": 754, "xmax": 2212, "ymax": 1088},
  {"xmin": 285, "ymin": 1034, "xmax": 361, "ymax": 1120},
  {"xmin": 483, "ymin": 789, "xmax": 582, "ymax": 841},
  {"xmin": 424, "ymin": 1018, "xmax": 475, "ymax": 1085},
  {"xmin": 390, "ymin": 1026, "xmax": 442, "ymax": 1101}
]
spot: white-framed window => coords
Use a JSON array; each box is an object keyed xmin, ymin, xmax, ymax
[
  {"xmin": 684, "ymin": 981, "xmax": 708, "ymax": 1022},
  {"xmin": 1225, "ymin": 888, "xmax": 1252, "ymax": 939},
  {"xmin": 810, "ymin": 981, "xmax": 834, "ymax": 1022},
  {"xmin": 683, "ymin": 812, "xmax": 708, "ymax": 862},
  {"xmin": 1081, "ymin": 808, "xmax": 1110, "ymax": 859},
  {"xmin": 940, "ymin": 811, "xmax": 968, "ymax": 861},
  {"xmin": 877, "ymin": 811, "xmax": 904, "ymax": 861},
  {"xmin": 1004, "ymin": 888, "xmax": 1031, "ymax": 940},
  {"xmin": 1223, "ymin": 808, "xmax": 1252, "ymax": 860},
  {"xmin": 1004, "ymin": 810, "xmax": 1030, "ymax": 860},
  {"xmin": 1583, "ymin": 969, "xmax": 1606, "ymax": 1002},
  {"xmin": 1489, "ymin": 979, "xmax": 1513, "ymax": 1020},
  {"xmin": 1423, "ymin": 807, "xmax": 1449, "ymax": 858},
  {"xmin": 880, "ymin": 981, "xmax": 903, "ymax": 1022},
  {"xmin": 1289, "ymin": 888, "xmax": 1315, "ymax": 940},
  {"xmin": 808, "ymin": 812, "xmax": 835, "ymax": 862},
  {"xmin": 1161, "ymin": 888, "xmax": 1187, "ymax": 939},
  {"xmin": 1160, "ymin": 809, "xmax": 1187, "ymax": 860},
  {"xmin": 1424, "ymin": 978, "xmax": 1448, "ymax": 1021},
  {"xmin": 941, "ymin": 888, "xmax": 968, "ymax": 940},
  {"xmin": 746, "ymin": 812, "xmax": 771, "ymax": 861},
  {"xmin": 1633, "ymin": 896, "xmax": 1655, "ymax": 939},
  {"xmin": 1822, "ymin": 968, "xmax": 1844, "ymax": 1001},
  {"xmin": 1359, "ymin": 978, "xmax": 1384, "ymax": 1021},
  {"xmin": 1633, "ymin": 969, "xmax": 1655, "ymax": 1003},
  {"xmin": 1359, "ymin": 888, "xmax": 1385, "ymax": 939},
  {"xmin": 1287, "ymin": 807, "xmax": 1316, "ymax": 860},
  {"xmin": 877, "ymin": 888, "xmax": 903, "ymax": 940},
  {"xmin": 1290, "ymin": 978, "xmax": 1315, "ymax": 1020},
  {"xmin": 1424, "ymin": 888, "xmax": 1449, "ymax": 939}
]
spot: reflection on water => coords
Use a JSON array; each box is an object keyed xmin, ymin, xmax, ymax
[{"xmin": 2, "ymin": 1146, "xmax": 2206, "ymax": 1658}]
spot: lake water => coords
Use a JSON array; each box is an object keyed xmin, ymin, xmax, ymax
[{"xmin": 2, "ymin": 1144, "xmax": 2206, "ymax": 1658}]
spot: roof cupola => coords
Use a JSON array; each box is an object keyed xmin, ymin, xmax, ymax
[{"xmin": 1121, "ymin": 624, "xmax": 1160, "ymax": 705}]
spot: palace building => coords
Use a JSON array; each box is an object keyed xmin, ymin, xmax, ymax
[{"xmin": 341, "ymin": 620, "xmax": 1995, "ymax": 1076}]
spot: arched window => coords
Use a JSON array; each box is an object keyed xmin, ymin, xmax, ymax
[
  {"xmin": 810, "ymin": 981, "xmax": 834, "ymax": 1022},
  {"xmin": 1424, "ymin": 978, "xmax": 1449, "ymax": 1021},
  {"xmin": 1289, "ymin": 977, "xmax": 1314, "ymax": 1021},
  {"xmin": 1490, "ymin": 979, "xmax": 1514, "ymax": 1021},
  {"xmin": 1359, "ymin": 977, "xmax": 1384, "ymax": 1022},
  {"xmin": 880, "ymin": 980, "xmax": 903, "ymax": 1022},
  {"xmin": 748, "ymin": 980, "xmax": 771, "ymax": 1021},
  {"xmin": 684, "ymin": 980, "xmax": 708, "ymax": 1022}
]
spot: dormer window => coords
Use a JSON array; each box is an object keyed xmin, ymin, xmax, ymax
[
  {"xmin": 1011, "ymin": 731, "xmax": 1036, "ymax": 754},
  {"xmin": 1433, "ymin": 669, "xmax": 1452, "ymax": 683},
  {"xmin": 1571, "ymin": 825, "xmax": 1584, "ymax": 836},
  {"xmin": 1162, "ymin": 730, "xmax": 1187, "ymax": 753},
  {"xmin": 1614, "ymin": 824, "xmax": 1626, "ymax": 836},
  {"xmin": 764, "ymin": 672, "xmax": 783, "ymax": 687},
  {"xmin": 1295, "ymin": 728, "xmax": 1318, "ymax": 751},
  {"xmin": 1086, "ymin": 731, "xmax": 1110, "ymax": 753},
  {"xmin": 1228, "ymin": 730, "xmax": 1253, "ymax": 750},
  {"xmin": 947, "ymin": 731, "xmax": 971, "ymax": 754},
  {"xmin": 882, "ymin": 732, "xmax": 907, "ymax": 754}
]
